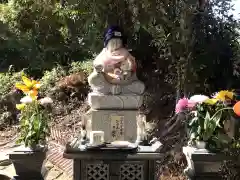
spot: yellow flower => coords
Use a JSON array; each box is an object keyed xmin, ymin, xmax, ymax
[
  {"xmin": 15, "ymin": 76, "xmax": 40, "ymax": 97},
  {"xmin": 16, "ymin": 103, "xmax": 26, "ymax": 110},
  {"xmin": 214, "ymin": 90, "xmax": 234, "ymax": 101},
  {"xmin": 204, "ymin": 98, "xmax": 218, "ymax": 105},
  {"xmin": 28, "ymin": 89, "xmax": 38, "ymax": 98}
]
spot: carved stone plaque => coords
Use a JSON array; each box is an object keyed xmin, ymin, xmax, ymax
[
  {"xmin": 110, "ymin": 115, "xmax": 124, "ymax": 141},
  {"xmin": 91, "ymin": 110, "xmax": 137, "ymax": 142}
]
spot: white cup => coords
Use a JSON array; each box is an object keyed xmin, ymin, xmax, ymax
[{"xmin": 90, "ymin": 131, "xmax": 104, "ymax": 145}]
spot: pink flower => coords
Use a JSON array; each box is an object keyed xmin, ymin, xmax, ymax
[
  {"xmin": 187, "ymin": 100, "xmax": 196, "ymax": 109},
  {"xmin": 175, "ymin": 97, "xmax": 189, "ymax": 114}
]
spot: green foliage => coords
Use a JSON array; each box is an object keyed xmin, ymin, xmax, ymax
[
  {"xmin": 16, "ymin": 75, "xmax": 52, "ymax": 148},
  {"xmin": 69, "ymin": 61, "xmax": 93, "ymax": 75},
  {"xmin": 40, "ymin": 65, "xmax": 67, "ymax": 94},
  {"xmin": 39, "ymin": 61, "xmax": 92, "ymax": 94},
  {"xmin": 188, "ymin": 97, "xmax": 235, "ymax": 151},
  {"xmin": 16, "ymin": 100, "xmax": 51, "ymax": 148},
  {"xmin": 0, "ymin": 61, "xmax": 92, "ymax": 98},
  {"xmin": 0, "ymin": 0, "xmax": 238, "ymax": 98},
  {"xmin": 0, "ymin": 0, "xmax": 90, "ymax": 74},
  {"xmin": 0, "ymin": 69, "xmax": 22, "ymax": 97}
]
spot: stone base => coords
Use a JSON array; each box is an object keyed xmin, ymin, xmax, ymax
[
  {"xmin": 9, "ymin": 151, "xmax": 46, "ymax": 180},
  {"xmin": 183, "ymin": 146, "xmax": 232, "ymax": 180},
  {"xmin": 88, "ymin": 93, "xmax": 143, "ymax": 110},
  {"xmin": 89, "ymin": 110, "xmax": 138, "ymax": 143}
]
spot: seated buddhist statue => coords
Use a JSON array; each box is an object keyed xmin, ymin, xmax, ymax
[{"xmin": 88, "ymin": 26, "xmax": 145, "ymax": 95}]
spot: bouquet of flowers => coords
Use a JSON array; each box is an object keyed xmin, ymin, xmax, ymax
[
  {"xmin": 15, "ymin": 75, "xmax": 53, "ymax": 149},
  {"xmin": 176, "ymin": 90, "xmax": 240, "ymax": 151}
]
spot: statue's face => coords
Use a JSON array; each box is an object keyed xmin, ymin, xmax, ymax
[{"xmin": 106, "ymin": 38, "xmax": 123, "ymax": 52}]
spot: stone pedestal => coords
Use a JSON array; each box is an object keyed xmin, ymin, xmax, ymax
[
  {"xmin": 183, "ymin": 146, "xmax": 233, "ymax": 180},
  {"xmin": 64, "ymin": 146, "xmax": 162, "ymax": 180},
  {"xmin": 90, "ymin": 110, "xmax": 138, "ymax": 143},
  {"xmin": 86, "ymin": 93, "xmax": 142, "ymax": 143},
  {"xmin": 88, "ymin": 93, "xmax": 143, "ymax": 110}
]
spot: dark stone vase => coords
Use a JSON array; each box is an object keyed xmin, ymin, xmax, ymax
[
  {"xmin": 0, "ymin": 174, "xmax": 11, "ymax": 180},
  {"xmin": 9, "ymin": 151, "xmax": 46, "ymax": 180}
]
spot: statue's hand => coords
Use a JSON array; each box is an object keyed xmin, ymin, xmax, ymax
[
  {"xmin": 94, "ymin": 64, "xmax": 103, "ymax": 73},
  {"xmin": 123, "ymin": 70, "xmax": 132, "ymax": 80}
]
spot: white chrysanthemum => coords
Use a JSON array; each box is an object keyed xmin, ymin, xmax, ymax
[
  {"xmin": 189, "ymin": 95, "xmax": 209, "ymax": 103},
  {"xmin": 20, "ymin": 96, "xmax": 33, "ymax": 104},
  {"xmin": 39, "ymin": 97, "xmax": 53, "ymax": 105}
]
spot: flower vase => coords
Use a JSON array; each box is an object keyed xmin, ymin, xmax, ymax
[
  {"xmin": 9, "ymin": 145, "xmax": 47, "ymax": 180},
  {"xmin": 196, "ymin": 141, "xmax": 206, "ymax": 149}
]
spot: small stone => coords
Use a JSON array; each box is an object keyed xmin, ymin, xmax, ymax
[
  {"xmin": 44, "ymin": 161, "xmax": 54, "ymax": 170},
  {"xmin": 56, "ymin": 173, "xmax": 72, "ymax": 180},
  {"xmin": 0, "ymin": 164, "xmax": 16, "ymax": 178},
  {"xmin": 42, "ymin": 161, "xmax": 54, "ymax": 177},
  {"xmin": 45, "ymin": 168, "xmax": 63, "ymax": 180},
  {"xmin": 0, "ymin": 159, "xmax": 12, "ymax": 166}
]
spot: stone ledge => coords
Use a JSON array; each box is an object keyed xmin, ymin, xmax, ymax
[{"xmin": 88, "ymin": 93, "xmax": 143, "ymax": 110}]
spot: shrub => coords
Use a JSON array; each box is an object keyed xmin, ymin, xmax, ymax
[
  {"xmin": 69, "ymin": 61, "xmax": 93, "ymax": 76},
  {"xmin": 0, "ymin": 70, "xmax": 22, "ymax": 97},
  {"xmin": 40, "ymin": 61, "xmax": 93, "ymax": 95},
  {"xmin": 40, "ymin": 65, "xmax": 67, "ymax": 94}
]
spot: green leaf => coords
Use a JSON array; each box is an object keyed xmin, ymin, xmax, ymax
[
  {"xmin": 16, "ymin": 138, "xmax": 22, "ymax": 144},
  {"xmin": 204, "ymin": 111, "xmax": 211, "ymax": 130},
  {"xmin": 189, "ymin": 117, "xmax": 198, "ymax": 126},
  {"xmin": 190, "ymin": 132, "xmax": 196, "ymax": 140},
  {"xmin": 214, "ymin": 110, "xmax": 222, "ymax": 127},
  {"xmin": 197, "ymin": 125, "xmax": 201, "ymax": 134}
]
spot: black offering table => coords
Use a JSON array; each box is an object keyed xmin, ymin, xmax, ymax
[{"xmin": 63, "ymin": 145, "xmax": 163, "ymax": 180}]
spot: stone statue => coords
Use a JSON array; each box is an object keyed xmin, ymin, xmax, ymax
[
  {"xmin": 88, "ymin": 26, "xmax": 145, "ymax": 95},
  {"xmin": 69, "ymin": 26, "xmax": 150, "ymax": 149}
]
